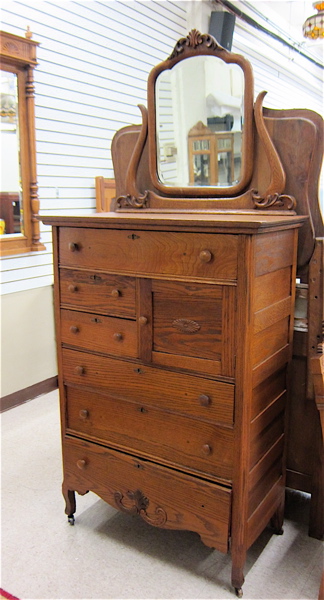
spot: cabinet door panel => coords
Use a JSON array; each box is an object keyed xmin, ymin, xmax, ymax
[{"xmin": 150, "ymin": 280, "xmax": 236, "ymax": 377}]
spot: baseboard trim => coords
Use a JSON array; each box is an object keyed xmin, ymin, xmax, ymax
[{"xmin": 0, "ymin": 376, "xmax": 58, "ymax": 412}]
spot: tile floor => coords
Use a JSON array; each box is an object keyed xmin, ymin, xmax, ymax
[{"xmin": 1, "ymin": 390, "xmax": 323, "ymax": 600}]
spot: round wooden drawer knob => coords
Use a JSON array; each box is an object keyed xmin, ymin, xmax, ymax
[
  {"xmin": 202, "ymin": 444, "xmax": 212, "ymax": 455},
  {"xmin": 138, "ymin": 316, "xmax": 148, "ymax": 326},
  {"xmin": 68, "ymin": 284, "xmax": 78, "ymax": 293},
  {"xmin": 69, "ymin": 242, "xmax": 79, "ymax": 252},
  {"xmin": 76, "ymin": 459, "xmax": 86, "ymax": 470},
  {"xmin": 199, "ymin": 249, "xmax": 212, "ymax": 263},
  {"xmin": 199, "ymin": 394, "xmax": 210, "ymax": 407},
  {"xmin": 75, "ymin": 365, "xmax": 85, "ymax": 376},
  {"xmin": 111, "ymin": 289, "xmax": 120, "ymax": 298},
  {"xmin": 79, "ymin": 409, "xmax": 89, "ymax": 419},
  {"xmin": 70, "ymin": 325, "xmax": 79, "ymax": 334},
  {"xmin": 113, "ymin": 332, "xmax": 123, "ymax": 341}
]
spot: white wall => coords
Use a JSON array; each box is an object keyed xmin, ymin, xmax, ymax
[{"xmin": 0, "ymin": 286, "xmax": 57, "ymax": 397}]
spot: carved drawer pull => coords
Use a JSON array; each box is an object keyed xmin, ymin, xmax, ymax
[
  {"xmin": 114, "ymin": 490, "xmax": 167, "ymax": 526},
  {"xmin": 70, "ymin": 325, "xmax": 79, "ymax": 334},
  {"xmin": 76, "ymin": 459, "xmax": 86, "ymax": 470},
  {"xmin": 75, "ymin": 365, "xmax": 85, "ymax": 376},
  {"xmin": 138, "ymin": 316, "xmax": 148, "ymax": 325},
  {"xmin": 79, "ymin": 409, "xmax": 89, "ymax": 419},
  {"xmin": 199, "ymin": 249, "xmax": 213, "ymax": 263},
  {"xmin": 202, "ymin": 444, "xmax": 212, "ymax": 455},
  {"xmin": 69, "ymin": 242, "xmax": 79, "ymax": 252},
  {"xmin": 68, "ymin": 284, "xmax": 78, "ymax": 293},
  {"xmin": 111, "ymin": 288, "xmax": 120, "ymax": 298},
  {"xmin": 199, "ymin": 394, "xmax": 210, "ymax": 407},
  {"xmin": 113, "ymin": 332, "xmax": 123, "ymax": 341}
]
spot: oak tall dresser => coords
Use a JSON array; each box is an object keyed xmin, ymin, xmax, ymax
[{"xmin": 42, "ymin": 30, "xmax": 315, "ymax": 596}]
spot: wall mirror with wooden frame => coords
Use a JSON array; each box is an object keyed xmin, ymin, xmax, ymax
[{"xmin": 0, "ymin": 30, "xmax": 45, "ymax": 256}]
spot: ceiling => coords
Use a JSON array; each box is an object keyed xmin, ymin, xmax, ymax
[{"xmin": 235, "ymin": 0, "xmax": 324, "ymax": 62}]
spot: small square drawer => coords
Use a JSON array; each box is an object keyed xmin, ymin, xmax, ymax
[
  {"xmin": 59, "ymin": 227, "xmax": 238, "ymax": 281},
  {"xmin": 61, "ymin": 309, "xmax": 138, "ymax": 358},
  {"xmin": 60, "ymin": 269, "xmax": 136, "ymax": 317}
]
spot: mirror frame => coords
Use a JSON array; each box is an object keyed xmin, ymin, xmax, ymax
[
  {"xmin": 0, "ymin": 30, "xmax": 45, "ymax": 256},
  {"xmin": 147, "ymin": 30, "xmax": 254, "ymax": 198}
]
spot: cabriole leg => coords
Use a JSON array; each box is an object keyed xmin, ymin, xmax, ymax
[{"xmin": 62, "ymin": 485, "xmax": 76, "ymax": 525}]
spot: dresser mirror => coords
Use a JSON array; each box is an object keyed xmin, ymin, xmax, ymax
[
  {"xmin": 155, "ymin": 55, "xmax": 244, "ymax": 189},
  {"xmin": 147, "ymin": 30, "xmax": 254, "ymax": 198}
]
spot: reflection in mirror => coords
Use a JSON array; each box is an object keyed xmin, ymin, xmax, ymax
[
  {"xmin": 155, "ymin": 55, "xmax": 244, "ymax": 188},
  {"xmin": 0, "ymin": 70, "xmax": 22, "ymax": 235}
]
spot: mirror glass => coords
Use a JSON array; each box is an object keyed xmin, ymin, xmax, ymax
[
  {"xmin": 155, "ymin": 55, "xmax": 244, "ymax": 188},
  {"xmin": 0, "ymin": 70, "xmax": 22, "ymax": 235}
]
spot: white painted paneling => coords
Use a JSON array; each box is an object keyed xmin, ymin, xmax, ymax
[
  {"xmin": 231, "ymin": 6, "xmax": 323, "ymax": 115},
  {"xmin": 1, "ymin": 0, "xmax": 187, "ymax": 294}
]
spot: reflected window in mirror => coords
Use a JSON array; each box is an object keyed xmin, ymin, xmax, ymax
[
  {"xmin": 155, "ymin": 55, "xmax": 244, "ymax": 189},
  {"xmin": 0, "ymin": 30, "xmax": 44, "ymax": 256}
]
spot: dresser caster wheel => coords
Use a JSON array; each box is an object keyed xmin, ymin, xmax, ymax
[
  {"xmin": 235, "ymin": 588, "xmax": 243, "ymax": 598},
  {"xmin": 67, "ymin": 514, "xmax": 75, "ymax": 526}
]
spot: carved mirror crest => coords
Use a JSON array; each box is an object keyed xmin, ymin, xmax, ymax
[{"xmin": 115, "ymin": 30, "xmax": 295, "ymax": 212}]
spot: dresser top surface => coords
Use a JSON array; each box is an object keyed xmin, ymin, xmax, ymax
[{"xmin": 41, "ymin": 211, "xmax": 307, "ymax": 234}]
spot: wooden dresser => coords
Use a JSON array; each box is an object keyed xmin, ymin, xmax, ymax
[
  {"xmin": 43, "ymin": 30, "xmax": 323, "ymax": 596},
  {"xmin": 43, "ymin": 211, "xmax": 305, "ymax": 596}
]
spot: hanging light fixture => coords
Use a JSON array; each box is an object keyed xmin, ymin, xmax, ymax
[{"xmin": 303, "ymin": 1, "xmax": 324, "ymax": 38}]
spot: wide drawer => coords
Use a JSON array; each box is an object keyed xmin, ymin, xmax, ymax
[
  {"xmin": 62, "ymin": 436, "xmax": 231, "ymax": 552},
  {"xmin": 59, "ymin": 228, "xmax": 238, "ymax": 281},
  {"xmin": 60, "ymin": 269, "xmax": 136, "ymax": 317},
  {"xmin": 61, "ymin": 309, "xmax": 138, "ymax": 358},
  {"xmin": 62, "ymin": 348, "xmax": 234, "ymax": 426},
  {"xmin": 66, "ymin": 386, "xmax": 233, "ymax": 482}
]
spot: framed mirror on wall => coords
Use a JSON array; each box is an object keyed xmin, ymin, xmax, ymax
[{"xmin": 0, "ymin": 30, "xmax": 45, "ymax": 256}]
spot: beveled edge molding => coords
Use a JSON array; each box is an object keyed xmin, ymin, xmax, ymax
[
  {"xmin": 168, "ymin": 28, "xmax": 224, "ymax": 60},
  {"xmin": 252, "ymin": 91, "xmax": 296, "ymax": 211}
]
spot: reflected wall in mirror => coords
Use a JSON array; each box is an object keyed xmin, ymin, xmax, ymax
[
  {"xmin": 1, "ymin": 70, "xmax": 22, "ymax": 234},
  {"xmin": 156, "ymin": 55, "xmax": 244, "ymax": 188},
  {"xmin": 0, "ymin": 30, "xmax": 45, "ymax": 256}
]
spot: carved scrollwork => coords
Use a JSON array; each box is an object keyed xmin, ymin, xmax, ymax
[
  {"xmin": 116, "ymin": 191, "xmax": 149, "ymax": 209},
  {"xmin": 253, "ymin": 91, "xmax": 296, "ymax": 211},
  {"xmin": 252, "ymin": 191, "xmax": 297, "ymax": 211},
  {"xmin": 172, "ymin": 319, "xmax": 201, "ymax": 334},
  {"xmin": 114, "ymin": 490, "xmax": 167, "ymax": 527},
  {"xmin": 169, "ymin": 29, "xmax": 223, "ymax": 60}
]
